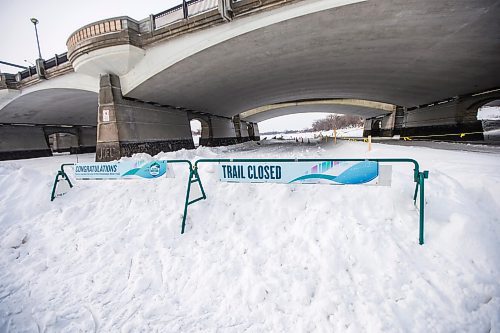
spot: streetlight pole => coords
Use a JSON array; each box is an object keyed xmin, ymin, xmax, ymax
[
  {"xmin": 30, "ymin": 18, "xmax": 42, "ymax": 59},
  {"xmin": 30, "ymin": 18, "xmax": 46, "ymax": 79}
]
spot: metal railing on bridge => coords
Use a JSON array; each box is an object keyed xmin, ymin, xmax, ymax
[
  {"xmin": 153, "ymin": 0, "xmax": 219, "ymax": 29},
  {"xmin": 15, "ymin": 53, "xmax": 69, "ymax": 81}
]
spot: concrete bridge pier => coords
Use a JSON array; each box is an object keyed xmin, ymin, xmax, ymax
[
  {"xmin": 363, "ymin": 110, "xmax": 397, "ymax": 137},
  {"xmin": 43, "ymin": 126, "xmax": 97, "ymax": 154},
  {"xmin": 191, "ymin": 114, "xmax": 259, "ymax": 146},
  {"xmin": 205, "ymin": 117, "xmax": 240, "ymax": 146},
  {"xmin": 247, "ymin": 122, "xmax": 260, "ymax": 141},
  {"xmin": 0, "ymin": 125, "xmax": 52, "ymax": 160},
  {"xmin": 73, "ymin": 126, "xmax": 97, "ymax": 154},
  {"xmin": 49, "ymin": 133, "xmax": 77, "ymax": 153},
  {"xmin": 233, "ymin": 115, "xmax": 252, "ymax": 143},
  {"xmin": 398, "ymin": 97, "xmax": 485, "ymax": 140},
  {"xmin": 96, "ymin": 74, "xmax": 194, "ymax": 162},
  {"xmin": 363, "ymin": 91, "xmax": 500, "ymax": 140}
]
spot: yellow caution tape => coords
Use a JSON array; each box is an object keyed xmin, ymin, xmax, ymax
[{"xmin": 401, "ymin": 131, "xmax": 482, "ymax": 140}]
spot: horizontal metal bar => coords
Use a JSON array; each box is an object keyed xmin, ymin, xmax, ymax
[
  {"xmin": 60, "ymin": 163, "xmax": 75, "ymax": 174},
  {"xmin": 188, "ymin": 196, "xmax": 205, "ymax": 205},
  {"xmin": 195, "ymin": 158, "xmax": 419, "ymax": 171},
  {"xmin": 164, "ymin": 160, "xmax": 193, "ymax": 169}
]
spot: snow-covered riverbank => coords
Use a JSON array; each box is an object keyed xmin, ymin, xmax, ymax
[{"xmin": 1, "ymin": 140, "xmax": 499, "ymax": 332}]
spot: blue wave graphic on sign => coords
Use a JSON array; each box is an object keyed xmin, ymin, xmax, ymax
[
  {"xmin": 121, "ymin": 161, "xmax": 166, "ymax": 179},
  {"xmin": 288, "ymin": 161, "xmax": 378, "ymax": 184}
]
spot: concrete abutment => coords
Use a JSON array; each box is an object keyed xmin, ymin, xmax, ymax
[
  {"xmin": 362, "ymin": 92, "xmax": 500, "ymax": 140},
  {"xmin": 189, "ymin": 113, "xmax": 260, "ymax": 147},
  {"xmin": 96, "ymin": 74, "xmax": 195, "ymax": 162},
  {"xmin": 44, "ymin": 126, "xmax": 97, "ymax": 154},
  {"xmin": 0, "ymin": 125, "xmax": 52, "ymax": 160}
]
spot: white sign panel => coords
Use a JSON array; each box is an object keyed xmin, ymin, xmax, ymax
[
  {"xmin": 103, "ymin": 109, "xmax": 110, "ymax": 122},
  {"xmin": 75, "ymin": 160, "xmax": 168, "ymax": 180},
  {"xmin": 218, "ymin": 161, "xmax": 379, "ymax": 185}
]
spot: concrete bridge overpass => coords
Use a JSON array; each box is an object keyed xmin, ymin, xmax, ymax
[{"xmin": 1, "ymin": 0, "xmax": 499, "ymax": 160}]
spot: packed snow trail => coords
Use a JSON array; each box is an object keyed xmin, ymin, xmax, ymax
[{"xmin": 0, "ymin": 140, "xmax": 499, "ymax": 332}]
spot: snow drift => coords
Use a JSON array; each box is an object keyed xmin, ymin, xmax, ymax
[{"xmin": 0, "ymin": 140, "xmax": 499, "ymax": 332}]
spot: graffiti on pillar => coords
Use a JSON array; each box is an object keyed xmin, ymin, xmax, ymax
[{"xmin": 96, "ymin": 143, "xmax": 120, "ymax": 162}]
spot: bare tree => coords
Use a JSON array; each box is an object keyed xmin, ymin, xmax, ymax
[{"xmin": 311, "ymin": 114, "xmax": 363, "ymax": 131}]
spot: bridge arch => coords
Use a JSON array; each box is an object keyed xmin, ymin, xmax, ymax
[
  {"xmin": 0, "ymin": 72, "xmax": 99, "ymax": 126},
  {"xmin": 239, "ymin": 99, "xmax": 395, "ymax": 123},
  {"xmin": 0, "ymin": 88, "xmax": 98, "ymax": 126}
]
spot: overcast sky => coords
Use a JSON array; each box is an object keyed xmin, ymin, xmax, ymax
[{"xmin": 0, "ymin": 0, "xmax": 331, "ymax": 131}]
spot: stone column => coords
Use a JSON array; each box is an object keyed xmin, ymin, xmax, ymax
[
  {"xmin": 239, "ymin": 119, "xmax": 251, "ymax": 142},
  {"xmin": 247, "ymin": 122, "xmax": 260, "ymax": 141},
  {"xmin": 379, "ymin": 111, "xmax": 396, "ymax": 137},
  {"xmin": 252, "ymin": 123, "xmax": 260, "ymax": 141},
  {"xmin": 72, "ymin": 126, "xmax": 97, "ymax": 154},
  {"xmin": 201, "ymin": 116, "xmax": 239, "ymax": 146},
  {"xmin": 96, "ymin": 74, "xmax": 194, "ymax": 162},
  {"xmin": 232, "ymin": 115, "xmax": 251, "ymax": 143},
  {"xmin": 362, "ymin": 118, "xmax": 372, "ymax": 137}
]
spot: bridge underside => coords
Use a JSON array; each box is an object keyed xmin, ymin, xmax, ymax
[
  {"xmin": 0, "ymin": 89, "xmax": 97, "ymax": 125},
  {"xmin": 240, "ymin": 102, "xmax": 392, "ymax": 123},
  {"xmin": 127, "ymin": 0, "xmax": 500, "ymax": 117},
  {"xmin": 0, "ymin": 89, "xmax": 98, "ymax": 160}
]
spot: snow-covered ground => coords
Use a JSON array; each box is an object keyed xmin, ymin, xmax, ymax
[
  {"xmin": 1, "ymin": 140, "xmax": 499, "ymax": 332},
  {"xmin": 193, "ymin": 134, "xmax": 200, "ymax": 147}
]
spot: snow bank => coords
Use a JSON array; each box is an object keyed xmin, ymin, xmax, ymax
[{"xmin": 0, "ymin": 140, "xmax": 499, "ymax": 332}]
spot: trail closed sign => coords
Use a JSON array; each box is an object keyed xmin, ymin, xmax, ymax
[
  {"xmin": 75, "ymin": 160, "xmax": 168, "ymax": 180},
  {"xmin": 218, "ymin": 161, "xmax": 380, "ymax": 185}
]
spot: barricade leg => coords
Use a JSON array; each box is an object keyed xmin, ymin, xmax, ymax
[
  {"xmin": 181, "ymin": 167, "xmax": 207, "ymax": 234},
  {"xmin": 50, "ymin": 168, "xmax": 73, "ymax": 201},
  {"xmin": 418, "ymin": 171, "xmax": 429, "ymax": 245},
  {"xmin": 413, "ymin": 181, "xmax": 419, "ymax": 204}
]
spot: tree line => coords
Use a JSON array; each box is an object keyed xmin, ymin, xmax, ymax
[
  {"xmin": 310, "ymin": 114, "xmax": 364, "ymax": 131},
  {"xmin": 262, "ymin": 114, "xmax": 364, "ymax": 134}
]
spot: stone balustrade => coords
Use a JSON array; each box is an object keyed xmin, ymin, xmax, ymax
[{"xmin": 67, "ymin": 18, "xmax": 126, "ymax": 51}]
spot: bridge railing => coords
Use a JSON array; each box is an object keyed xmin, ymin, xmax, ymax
[
  {"xmin": 15, "ymin": 66, "xmax": 37, "ymax": 81},
  {"xmin": 43, "ymin": 53, "xmax": 69, "ymax": 69},
  {"xmin": 13, "ymin": 53, "xmax": 69, "ymax": 82},
  {"xmin": 153, "ymin": 3, "xmax": 185, "ymax": 28},
  {"xmin": 67, "ymin": 17, "xmax": 129, "ymax": 51},
  {"xmin": 188, "ymin": 0, "xmax": 218, "ymax": 16},
  {"xmin": 153, "ymin": 0, "xmax": 219, "ymax": 30}
]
